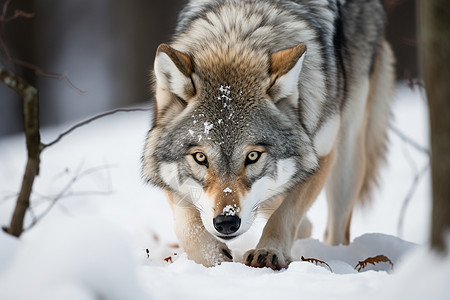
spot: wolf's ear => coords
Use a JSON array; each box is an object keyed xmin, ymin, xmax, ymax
[
  {"xmin": 154, "ymin": 44, "xmax": 196, "ymax": 107},
  {"xmin": 267, "ymin": 43, "xmax": 306, "ymax": 100}
]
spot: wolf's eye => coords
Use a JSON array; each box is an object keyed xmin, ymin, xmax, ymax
[
  {"xmin": 193, "ymin": 152, "xmax": 208, "ymax": 167},
  {"xmin": 245, "ymin": 151, "xmax": 262, "ymax": 166}
]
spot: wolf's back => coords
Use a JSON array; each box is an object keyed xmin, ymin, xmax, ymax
[{"xmin": 171, "ymin": 0, "xmax": 387, "ymax": 137}]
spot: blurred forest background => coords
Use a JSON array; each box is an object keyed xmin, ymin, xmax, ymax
[{"xmin": 0, "ymin": 0, "xmax": 418, "ymax": 137}]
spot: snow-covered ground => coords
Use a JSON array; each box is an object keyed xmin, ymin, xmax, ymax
[{"xmin": 0, "ymin": 84, "xmax": 448, "ymax": 299}]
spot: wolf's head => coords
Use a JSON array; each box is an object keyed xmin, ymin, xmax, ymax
[{"xmin": 143, "ymin": 42, "xmax": 318, "ymax": 240}]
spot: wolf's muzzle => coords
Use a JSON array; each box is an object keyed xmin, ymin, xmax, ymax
[{"xmin": 213, "ymin": 214, "xmax": 241, "ymax": 237}]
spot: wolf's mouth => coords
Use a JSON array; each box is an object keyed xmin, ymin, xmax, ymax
[{"xmin": 216, "ymin": 235, "xmax": 238, "ymax": 241}]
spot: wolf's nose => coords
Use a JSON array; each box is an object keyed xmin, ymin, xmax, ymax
[{"xmin": 213, "ymin": 214, "xmax": 241, "ymax": 235}]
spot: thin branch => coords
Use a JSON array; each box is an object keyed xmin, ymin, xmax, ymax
[
  {"xmin": 1, "ymin": 9, "xmax": 35, "ymax": 23},
  {"xmin": 0, "ymin": 193, "xmax": 18, "ymax": 205},
  {"xmin": 397, "ymin": 164, "xmax": 430, "ymax": 237},
  {"xmin": 404, "ymin": 70, "xmax": 426, "ymax": 91},
  {"xmin": 63, "ymin": 190, "xmax": 115, "ymax": 197},
  {"xmin": 27, "ymin": 204, "xmax": 37, "ymax": 225},
  {"xmin": 25, "ymin": 163, "xmax": 114, "ymax": 231},
  {"xmin": 0, "ymin": 0, "xmax": 13, "ymax": 60},
  {"xmin": 76, "ymin": 163, "xmax": 117, "ymax": 179},
  {"xmin": 394, "ymin": 116, "xmax": 430, "ymax": 237},
  {"xmin": 0, "ymin": 0, "xmax": 86, "ymax": 94},
  {"xmin": 0, "ymin": 0, "xmax": 34, "ymax": 24},
  {"xmin": 42, "ymin": 107, "xmax": 151, "ymax": 149},
  {"xmin": 402, "ymin": 135, "xmax": 419, "ymax": 175},
  {"xmin": 390, "ymin": 124, "xmax": 430, "ymax": 156},
  {"xmin": 51, "ymin": 167, "xmax": 70, "ymax": 181},
  {"xmin": 10, "ymin": 57, "xmax": 87, "ymax": 95},
  {"xmin": 52, "ymin": 202, "xmax": 74, "ymax": 217}
]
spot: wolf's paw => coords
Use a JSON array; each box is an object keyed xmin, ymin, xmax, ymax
[
  {"xmin": 201, "ymin": 244, "xmax": 233, "ymax": 267},
  {"xmin": 244, "ymin": 248, "xmax": 291, "ymax": 270},
  {"xmin": 218, "ymin": 247, "xmax": 234, "ymax": 263},
  {"xmin": 188, "ymin": 238, "xmax": 233, "ymax": 267}
]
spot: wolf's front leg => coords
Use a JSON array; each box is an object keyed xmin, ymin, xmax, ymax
[
  {"xmin": 244, "ymin": 152, "xmax": 334, "ymax": 270},
  {"xmin": 171, "ymin": 201, "xmax": 233, "ymax": 267}
]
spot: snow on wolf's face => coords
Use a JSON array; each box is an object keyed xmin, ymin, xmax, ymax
[
  {"xmin": 148, "ymin": 86, "xmax": 318, "ymax": 241},
  {"xmin": 143, "ymin": 42, "xmax": 316, "ymax": 240}
]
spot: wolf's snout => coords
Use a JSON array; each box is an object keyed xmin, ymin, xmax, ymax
[{"xmin": 213, "ymin": 214, "xmax": 241, "ymax": 235}]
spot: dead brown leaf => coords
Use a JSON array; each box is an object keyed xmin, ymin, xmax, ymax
[
  {"xmin": 301, "ymin": 256, "xmax": 333, "ymax": 272},
  {"xmin": 354, "ymin": 255, "xmax": 394, "ymax": 272}
]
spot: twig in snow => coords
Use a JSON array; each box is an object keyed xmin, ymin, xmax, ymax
[
  {"xmin": 24, "ymin": 163, "xmax": 114, "ymax": 231},
  {"xmin": 397, "ymin": 164, "xmax": 430, "ymax": 237},
  {"xmin": 389, "ymin": 124, "xmax": 430, "ymax": 156},
  {"xmin": 0, "ymin": 193, "xmax": 18, "ymax": 205},
  {"xmin": 392, "ymin": 115, "xmax": 430, "ymax": 238}
]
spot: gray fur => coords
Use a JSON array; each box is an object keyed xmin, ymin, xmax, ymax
[
  {"xmin": 143, "ymin": 0, "xmax": 388, "ymax": 187},
  {"xmin": 142, "ymin": 0, "xmax": 394, "ymax": 256}
]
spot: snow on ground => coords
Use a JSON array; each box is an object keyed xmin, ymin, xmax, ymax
[{"xmin": 0, "ymin": 84, "xmax": 448, "ymax": 299}]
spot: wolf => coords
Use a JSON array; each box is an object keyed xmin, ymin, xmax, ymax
[{"xmin": 142, "ymin": 0, "xmax": 395, "ymax": 269}]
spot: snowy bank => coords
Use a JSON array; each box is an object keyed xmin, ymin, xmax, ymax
[{"xmin": 1, "ymin": 85, "xmax": 448, "ymax": 299}]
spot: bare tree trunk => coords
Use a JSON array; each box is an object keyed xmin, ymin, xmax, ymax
[
  {"xmin": 420, "ymin": 0, "xmax": 450, "ymax": 253},
  {"xmin": 0, "ymin": 64, "xmax": 41, "ymax": 237}
]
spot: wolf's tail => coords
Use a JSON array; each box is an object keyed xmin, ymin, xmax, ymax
[{"xmin": 359, "ymin": 40, "xmax": 396, "ymax": 204}]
